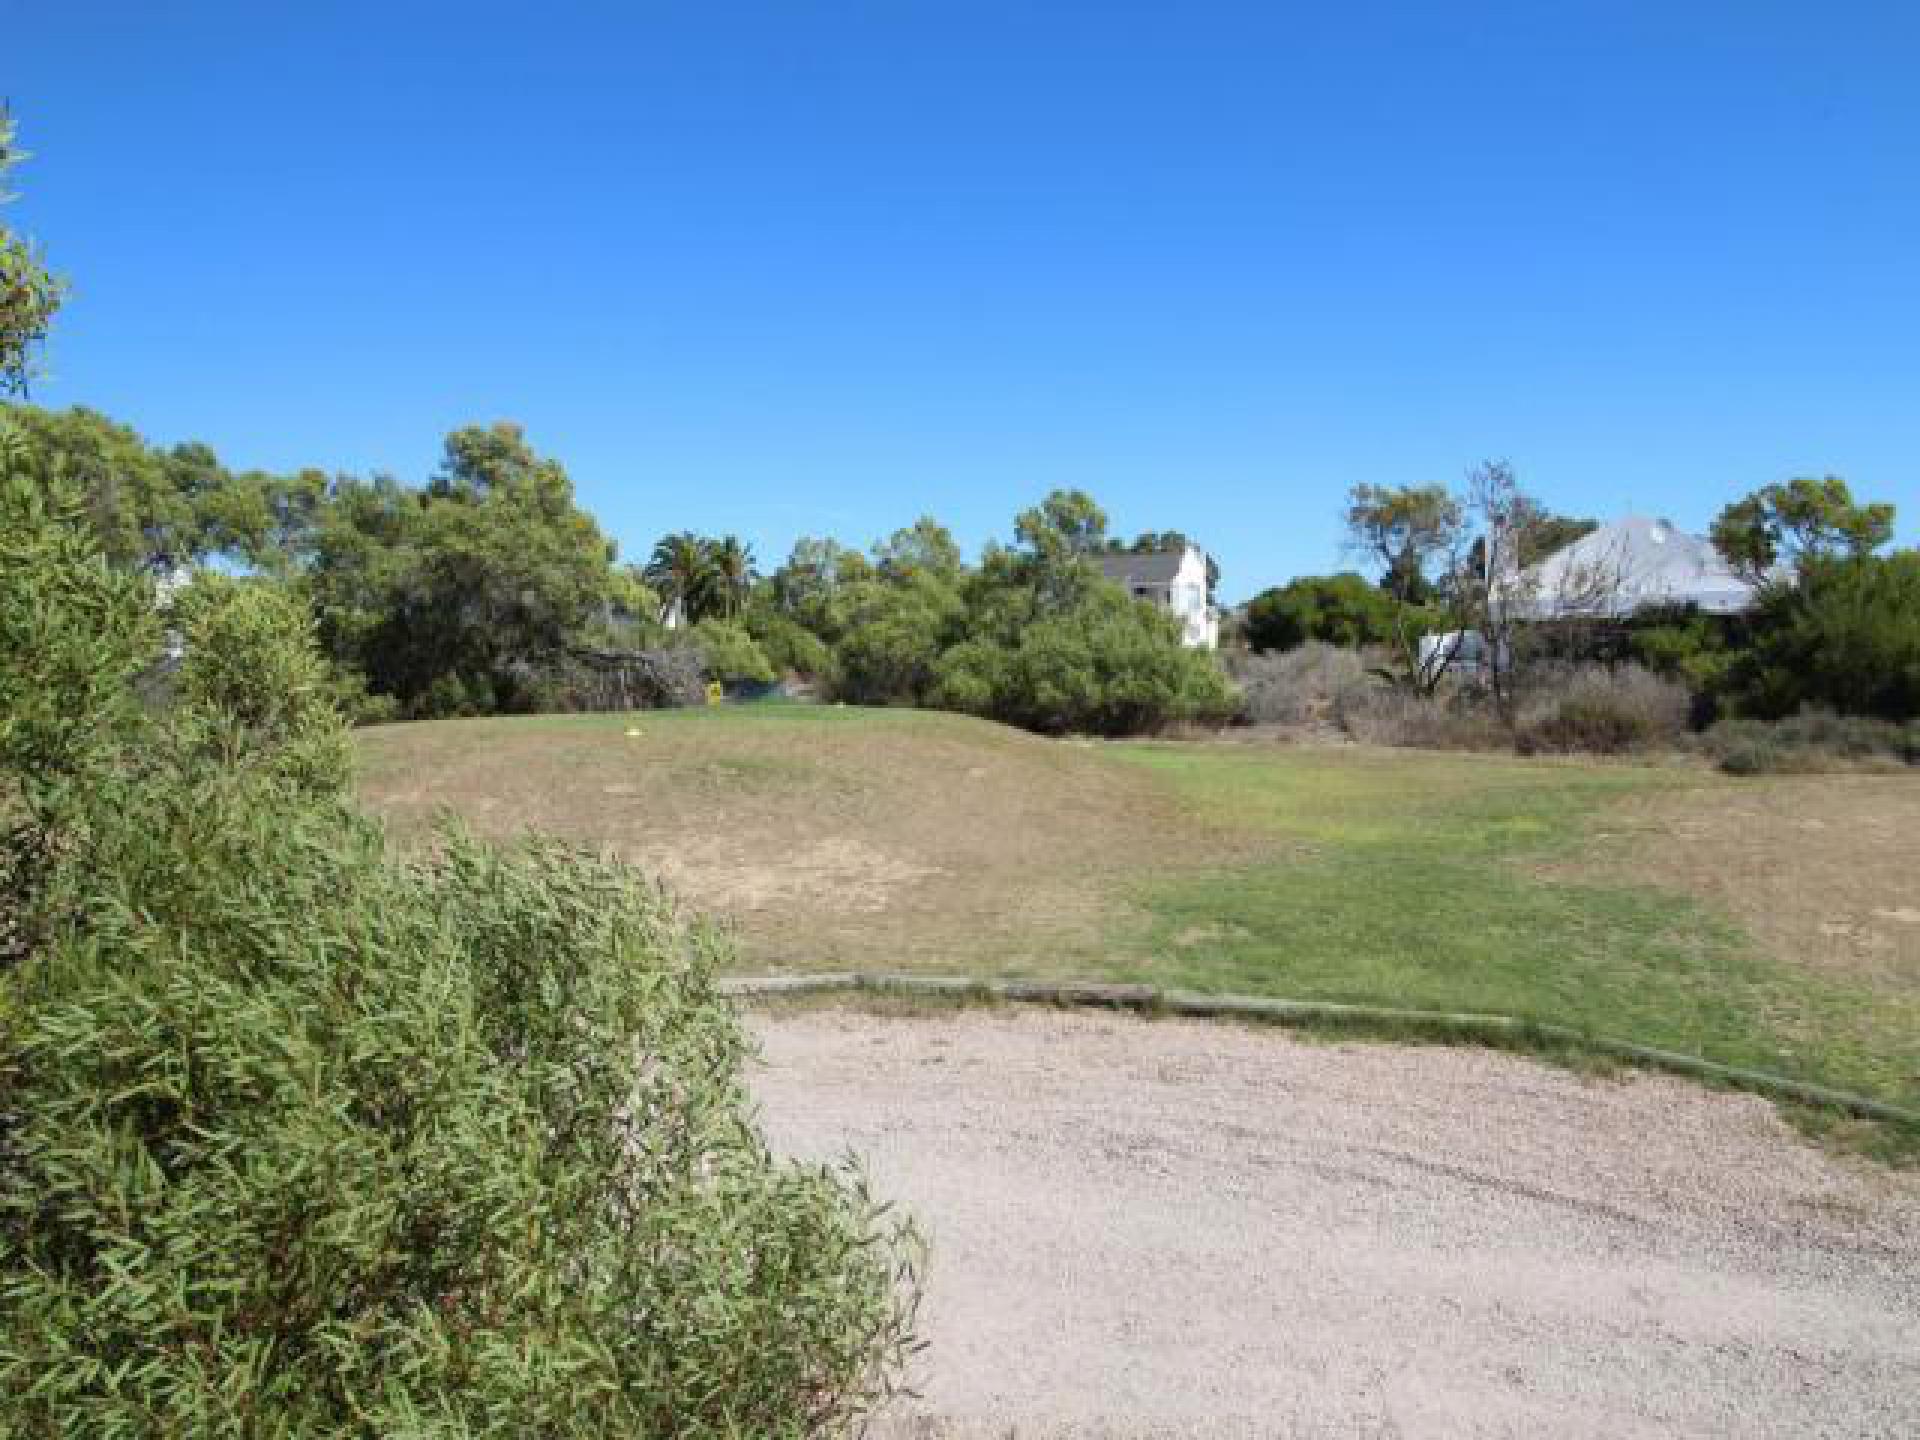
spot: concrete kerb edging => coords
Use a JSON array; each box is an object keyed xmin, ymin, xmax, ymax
[{"xmin": 720, "ymin": 972, "xmax": 1920, "ymax": 1128}]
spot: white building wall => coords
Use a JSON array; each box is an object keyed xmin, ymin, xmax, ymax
[{"xmin": 1170, "ymin": 547, "xmax": 1219, "ymax": 650}]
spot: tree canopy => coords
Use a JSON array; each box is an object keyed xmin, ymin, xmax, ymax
[
  {"xmin": 1710, "ymin": 476, "xmax": 1896, "ymax": 582},
  {"xmin": 1014, "ymin": 488, "xmax": 1109, "ymax": 558},
  {"xmin": 644, "ymin": 531, "xmax": 758, "ymax": 625},
  {"xmin": 1344, "ymin": 483, "xmax": 1462, "ymax": 606},
  {"xmin": 301, "ymin": 425, "xmax": 623, "ymax": 716},
  {"xmin": 1243, "ymin": 572, "xmax": 1403, "ymax": 652}
]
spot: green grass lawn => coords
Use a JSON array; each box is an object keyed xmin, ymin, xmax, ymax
[
  {"xmin": 358, "ymin": 708, "xmax": 1920, "ymax": 1158},
  {"xmin": 1104, "ymin": 743, "xmax": 1919, "ymax": 1154}
]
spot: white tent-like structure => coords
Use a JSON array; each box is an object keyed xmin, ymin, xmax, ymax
[{"xmin": 1502, "ymin": 516, "xmax": 1762, "ymax": 621}]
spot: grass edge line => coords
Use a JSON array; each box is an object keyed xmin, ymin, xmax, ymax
[{"xmin": 721, "ymin": 972, "xmax": 1920, "ymax": 1129}]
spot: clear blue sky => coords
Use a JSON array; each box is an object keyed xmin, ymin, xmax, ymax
[{"xmin": 11, "ymin": 1, "xmax": 1917, "ymax": 600}]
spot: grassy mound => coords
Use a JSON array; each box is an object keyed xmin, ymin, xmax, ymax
[
  {"xmin": 358, "ymin": 706, "xmax": 1258, "ymax": 971},
  {"xmin": 361, "ymin": 710, "xmax": 1920, "ymax": 1159}
]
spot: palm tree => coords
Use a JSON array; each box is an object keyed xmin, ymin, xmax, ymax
[
  {"xmin": 709, "ymin": 534, "xmax": 757, "ymax": 619},
  {"xmin": 644, "ymin": 531, "xmax": 716, "ymax": 627}
]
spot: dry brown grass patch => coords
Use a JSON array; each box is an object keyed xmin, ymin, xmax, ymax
[
  {"xmin": 1561, "ymin": 774, "xmax": 1920, "ymax": 992},
  {"xmin": 356, "ymin": 708, "xmax": 1275, "ymax": 973}
]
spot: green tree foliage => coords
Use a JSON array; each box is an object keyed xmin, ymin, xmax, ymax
[
  {"xmin": 708, "ymin": 534, "xmax": 758, "ymax": 619},
  {"xmin": 300, "ymin": 471, "xmax": 421, "ymax": 683},
  {"xmin": 744, "ymin": 606, "xmax": 834, "ymax": 679},
  {"xmin": 0, "ymin": 405, "xmax": 285, "ymax": 573},
  {"xmin": 915, "ymin": 499, "xmax": 1229, "ymax": 733},
  {"xmin": 832, "ymin": 568, "xmax": 966, "ymax": 705},
  {"xmin": 1710, "ymin": 475, "xmax": 1895, "ymax": 582},
  {"xmin": 198, "ymin": 464, "xmax": 332, "ymax": 576},
  {"xmin": 766, "ymin": 537, "xmax": 871, "ymax": 645},
  {"xmin": 872, "ymin": 517, "xmax": 963, "ymax": 582},
  {"xmin": 1723, "ymin": 551, "xmax": 1920, "ymax": 722},
  {"xmin": 591, "ymin": 564, "xmax": 669, "ymax": 650},
  {"xmin": 0, "ymin": 466, "xmax": 159, "ymax": 971},
  {"xmin": 1628, "ymin": 607, "xmax": 1743, "ymax": 707},
  {"xmin": 808, "ymin": 522, "xmax": 965, "ymax": 692},
  {"xmin": 1343, "ymin": 482, "xmax": 1464, "ymax": 689},
  {"xmin": 644, "ymin": 531, "xmax": 713, "ymax": 623},
  {"xmin": 0, "ymin": 112, "xmax": 63, "ymax": 396},
  {"xmin": 752, "ymin": 494, "xmax": 1224, "ymax": 732},
  {"xmin": 642, "ymin": 531, "xmax": 762, "ymax": 625},
  {"xmin": 0, "ymin": 460, "xmax": 921, "ymax": 1434},
  {"xmin": 1, "ymin": 403, "xmax": 335, "ymax": 578},
  {"xmin": 167, "ymin": 572, "xmax": 354, "ymax": 795},
  {"xmin": 308, "ymin": 425, "xmax": 622, "ymax": 716},
  {"xmin": 1243, "ymin": 572, "xmax": 1403, "ymax": 652},
  {"xmin": 1013, "ymin": 488, "xmax": 1108, "ymax": 559},
  {"xmin": 1518, "ymin": 512, "xmax": 1600, "ymax": 568},
  {"xmin": 685, "ymin": 618, "xmax": 776, "ymax": 684},
  {"xmin": 931, "ymin": 579, "xmax": 1231, "ymax": 736},
  {"xmin": 1345, "ymin": 484, "xmax": 1461, "ymax": 608}
]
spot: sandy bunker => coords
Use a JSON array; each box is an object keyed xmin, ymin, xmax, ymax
[{"xmin": 749, "ymin": 1005, "xmax": 1920, "ymax": 1439}]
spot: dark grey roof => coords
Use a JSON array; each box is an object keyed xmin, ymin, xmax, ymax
[{"xmin": 1097, "ymin": 550, "xmax": 1184, "ymax": 586}]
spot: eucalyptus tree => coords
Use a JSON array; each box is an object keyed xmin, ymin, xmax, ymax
[
  {"xmin": 0, "ymin": 405, "xmax": 261, "ymax": 573},
  {"xmin": 1343, "ymin": 482, "xmax": 1464, "ymax": 691},
  {"xmin": 300, "ymin": 425, "xmax": 621, "ymax": 715},
  {"xmin": 1711, "ymin": 476, "xmax": 1895, "ymax": 583}
]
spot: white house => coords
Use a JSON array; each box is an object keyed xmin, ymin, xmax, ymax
[{"xmin": 1098, "ymin": 544, "xmax": 1220, "ymax": 649}]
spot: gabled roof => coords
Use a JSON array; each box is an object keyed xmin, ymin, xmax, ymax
[
  {"xmin": 1097, "ymin": 549, "xmax": 1187, "ymax": 587},
  {"xmin": 1508, "ymin": 516, "xmax": 1761, "ymax": 620}
]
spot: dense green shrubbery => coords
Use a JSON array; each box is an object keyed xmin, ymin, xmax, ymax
[
  {"xmin": 1628, "ymin": 555, "xmax": 1919, "ymax": 730},
  {"xmin": 10, "ymin": 365, "xmax": 1909, "ymax": 749},
  {"xmin": 3, "ymin": 414, "xmax": 1224, "ymax": 735},
  {"xmin": 746, "ymin": 609, "xmax": 835, "ymax": 682},
  {"xmin": 0, "ymin": 470, "xmax": 919, "ymax": 1436},
  {"xmin": 745, "ymin": 499, "xmax": 1231, "ymax": 735},
  {"xmin": 1722, "ymin": 553, "xmax": 1920, "ymax": 723},
  {"xmin": 932, "ymin": 581, "xmax": 1233, "ymax": 736},
  {"xmin": 683, "ymin": 618, "xmax": 777, "ymax": 684},
  {"xmin": 1241, "ymin": 572, "xmax": 1409, "ymax": 653}
]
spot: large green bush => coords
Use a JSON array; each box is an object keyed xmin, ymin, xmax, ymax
[
  {"xmin": 829, "ymin": 572, "xmax": 964, "ymax": 707},
  {"xmin": 0, "ymin": 470, "xmax": 919, "ymax": 1436},
  {"xmin": 1242, "ymin": 572, "xmax": 1406, "ymax": 653},
  {"xmin": 932, "ymin": 581, "xmax": 1232, "ymax": 736},
  {"xmin": 1724, "ymin": 552, "xmax": 1920, "ymax": 723},
  {"xmin": 685, "ymin": 617, "xmax": 777, "ymax": 684},
  {"xmin": 745, "ymin": 608, "xmax": 835, "ymax": 680}
]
